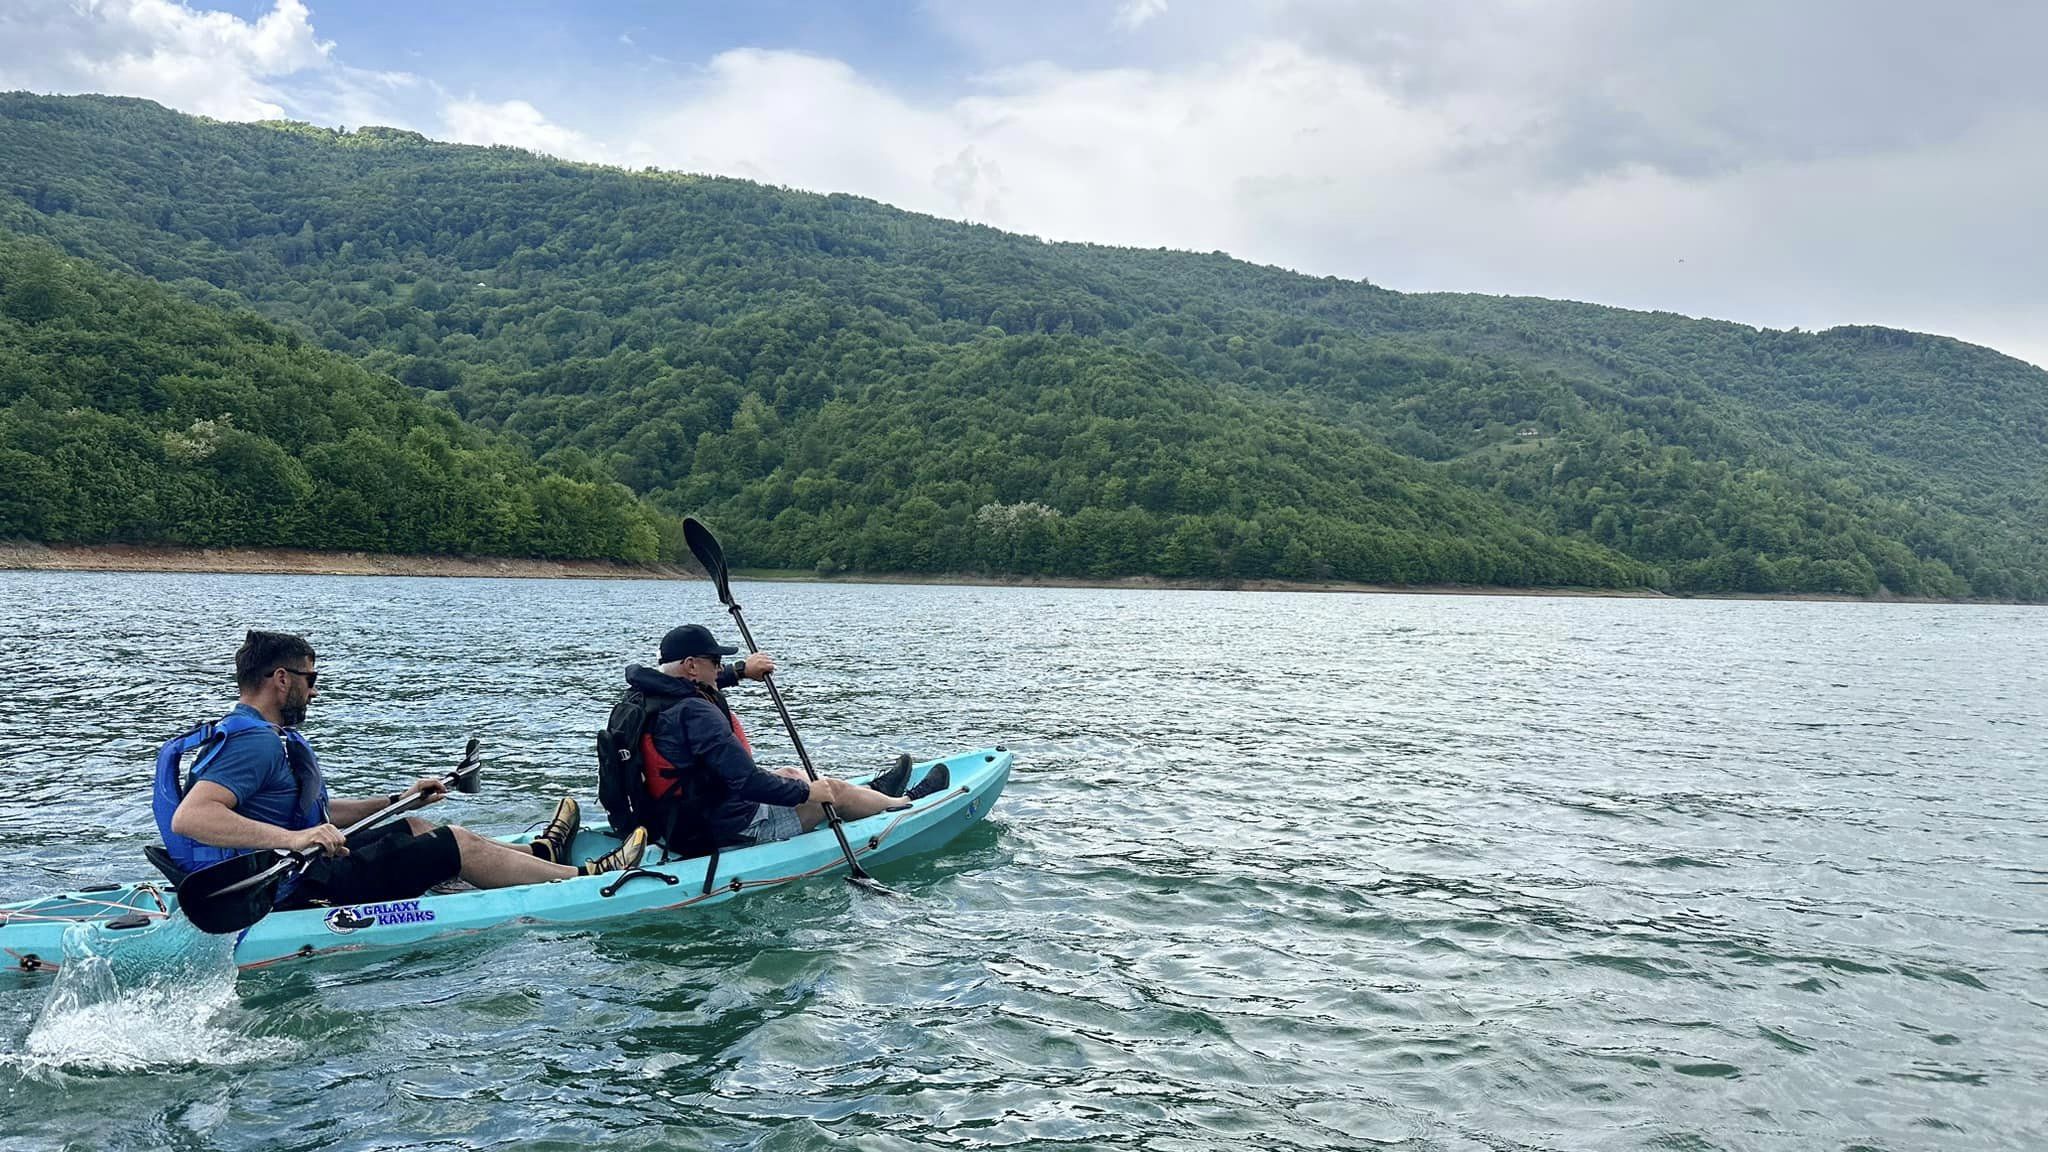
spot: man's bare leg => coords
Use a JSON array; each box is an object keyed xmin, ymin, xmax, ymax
[
  {"xmin": 397, "ymin": 817, "xmax": 578, "ymax": 887},
  {"xmin": 450, "ymin": 826, "xmax": 579, "ymax": 887},
  {"xmin": 765, "ymin": 768, "xmax": 905, "ymax": 832}
]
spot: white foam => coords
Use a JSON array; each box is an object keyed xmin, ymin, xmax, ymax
[{"xmin": 10, "ymin": 918, "xmax": 292, "ymax": 1073}]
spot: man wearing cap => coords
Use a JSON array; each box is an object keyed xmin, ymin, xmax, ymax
[{"xmin": 621, "ymin": 623, "xmax": 948, "ymax": 854}]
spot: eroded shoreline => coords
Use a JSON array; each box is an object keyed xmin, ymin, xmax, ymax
[{"xmin": 0, "ymin": 542, "xmax": 2015, "ymax": 604}]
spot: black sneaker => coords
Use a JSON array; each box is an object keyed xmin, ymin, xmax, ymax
[
  {"xmin": 905, "ymin": 764, "xmax": 951, "ymax": 802},
  {"xmin": 530, "ymin": 797, "xmax": 581, "ymax": 864},
  {"xmin": 871, "ymin": 753, "xmax": 913, "ymax": 798},
  {"xmin": 581, "ymin": 827, "xmax": 648, "ymax": 876}
]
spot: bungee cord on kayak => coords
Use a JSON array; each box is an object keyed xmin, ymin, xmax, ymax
[{"xmin": 0, "ymin": 891, "xmax": 170, "ymax": 925}]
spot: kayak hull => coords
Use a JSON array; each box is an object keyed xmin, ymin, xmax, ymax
[{"xmin": 2, "ymin": 749, "xmax": 1009, "ymax": 976}]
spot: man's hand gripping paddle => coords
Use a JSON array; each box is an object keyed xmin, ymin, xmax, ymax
[{"xmin": 175, "ymin": 738, "xmax": 483, "ymax": 935}]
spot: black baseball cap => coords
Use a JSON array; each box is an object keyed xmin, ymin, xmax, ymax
[{"xmin": 660, "ymin": 624, "xmax": 738, "ymax": 663}]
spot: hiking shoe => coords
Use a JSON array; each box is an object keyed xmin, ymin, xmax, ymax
[
  {"xmin": 581, "ymin": 827, "xmax": 648, "ymax": 876},
  {"xmin": 871, "ymin": 753, "xmax": 913, "ymax": 798},
  {"xmin": 531, "ymin": 796, "xmax": 581, "ymax": 864},
  {"xmin": 905, "ymin": 763, "xmax": 951, "ymax": 802}
]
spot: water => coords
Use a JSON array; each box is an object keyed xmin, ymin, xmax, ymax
[
  {"xmin": 20, "ymin": 918, "xmax": 267, "ymax": 1074},
  {"xmin": 0, "ymin": 572, "xmax": 2043, "ymax": 1151}
]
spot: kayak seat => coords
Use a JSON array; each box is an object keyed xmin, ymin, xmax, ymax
[{"xmin": 143, "ymin": 844, "xmax": 188, "ymax": 885}]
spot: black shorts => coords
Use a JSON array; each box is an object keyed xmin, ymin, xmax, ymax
[{"xmin": 285, "ymin": 822, "xmax": 461, "ymax": 908}]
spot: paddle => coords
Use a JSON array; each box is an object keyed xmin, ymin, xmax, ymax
[
  {"xmin": 682, "ymin": 516, "xmax": 899, "ymax": 897},
  {"xmin": 175, "ymin": 738, "xmax": 484, "ymax": 935}
]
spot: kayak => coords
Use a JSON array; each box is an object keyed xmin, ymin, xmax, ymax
[{"xmin": 1, "ymin": 749, "xmax": 1010, "ymax": 976}]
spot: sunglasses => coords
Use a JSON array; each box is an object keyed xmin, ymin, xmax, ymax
[{"xmin": 275, "ymin": 666, "xmax": 319, "ymax": 689}]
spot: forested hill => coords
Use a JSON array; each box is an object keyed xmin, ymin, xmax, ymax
[
  {"xmin": 2, "ymin": 93, "xmax": 2043, "ymax": 598},
  {"xmin": 0, "ymin": 232, "xmax": 666, "ymax": 561}
]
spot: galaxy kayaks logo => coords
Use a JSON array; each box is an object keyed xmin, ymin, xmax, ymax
[
  {"xmin": 323, "ymin": 907, "xmax": 374, "ymax": 933},
  {"xmin": 323, "ymin": 900, "xmax": 435, "ymax": 934}
]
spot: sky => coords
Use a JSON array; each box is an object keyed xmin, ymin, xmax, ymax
[{"xmin": 1, "ymin": 0, "xmax": 2042, "ymax": 368}]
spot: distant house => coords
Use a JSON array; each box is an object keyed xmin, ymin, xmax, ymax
[{"xmin": 1518, "ymin": 427, "xmax": 1540, "ymax": 437}]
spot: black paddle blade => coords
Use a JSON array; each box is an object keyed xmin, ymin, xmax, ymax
[
  {"xmin": 175, "ymin": 852, "xmax": 294, "ymax": 935},
  {"xmin": 682, "ymin": 517, "xmax": 733, "ymax": 606},
  {"xmin": 847, "ymin": 874, "xmax": 903, "ymax": 898},
  {"xmin": 452, "ymin": 737, "xmax": 483, "ymax": 794}
]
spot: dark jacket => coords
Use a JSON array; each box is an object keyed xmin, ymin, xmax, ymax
[{"xmin": 624, "ymin": 664, "xmax": 809, "ymax": 848}]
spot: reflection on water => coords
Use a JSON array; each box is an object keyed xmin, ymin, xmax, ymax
[{"xmin": 0, "ymin": 572, "xmax": 2045, "ymax": 1150}]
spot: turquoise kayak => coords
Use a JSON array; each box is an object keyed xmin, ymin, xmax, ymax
[{"xmin": 1, "ymin": 749, "xmax": 1009, "ymax": 976}]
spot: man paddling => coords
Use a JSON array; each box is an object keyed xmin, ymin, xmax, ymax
[
  {"xmin": 613, "ymin": 624, "xmax": 948, "ymax": 855},
  {"xmin": 157, "ymin": 630, "xmax": 646, "ymax": 909}
]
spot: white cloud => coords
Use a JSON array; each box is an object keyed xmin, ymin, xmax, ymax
[
  {"xmin": 0, "ymin": 0, "xmax": 330, "ymax": 120},
  {"xmin": 1114, "ymin": 0, "xmax": 1169, "ymax": 32},
  {"xmin": 619, "ymin": 44, "xmax": 1452, "ymax": 252},
  {"xmin": 442, "ymin": 98, "xmax": 600, "ymax": 159},
  {"xmin": 314, "ymin": 65, "xmax": 426, "ymax": 131},
  {"xmin": 586, "ymin": 29, "xmax": 2048, "ymax": 368},
  {"xmin": 1, "ymin": 0, "xmax": 2042, "ymax": 369}
]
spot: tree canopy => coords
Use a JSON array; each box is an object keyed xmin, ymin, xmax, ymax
[
  {"xmin": 0, "ymin": 232, "xmax": 665, "ymax": 561},
  {"xmin": 2, "ymin": 93, "xmax": 2042, "ymax": 596}
]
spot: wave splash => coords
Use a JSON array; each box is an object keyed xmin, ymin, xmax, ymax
[{"xmin": 15, "ymin": 917, "xmax": 291, "ymax": 1073}]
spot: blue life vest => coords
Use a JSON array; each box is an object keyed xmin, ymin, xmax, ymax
[{"xmin": 152, "ymin": 711, "xmax": 327, "ymax": 873}]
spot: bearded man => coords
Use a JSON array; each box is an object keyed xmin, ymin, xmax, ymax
[{"xmin": 157, "ymin": 630, "xmax": 643, "ymax": 908}]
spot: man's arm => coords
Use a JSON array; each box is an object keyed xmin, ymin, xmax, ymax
[
  {"xmin": 326, "ymin": 795, "xmax": 387, "ymax": 826},
  {"xmin": 327, "ymin": 777, "xmax": 447, "ymax": 826},
  {"xmin": 656, "ymin": 699, "xmax": 809, "ymax": 806},
  {"xmin": 171, "ymin": 781, "xmax": 347, "ymax": 856}
]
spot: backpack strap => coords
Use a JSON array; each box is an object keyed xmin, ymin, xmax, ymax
[
  {"xmin": 700, "ymin": 844, "xmax": 721, "ymax": 896},
  {"xmin": 666, "ymin": 801, "xmax": 722, "ymax": 895}
]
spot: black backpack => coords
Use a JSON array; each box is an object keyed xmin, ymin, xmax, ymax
[{"xmin": 595, "ymin": 689, "xmax": 720, "ymax": 861}]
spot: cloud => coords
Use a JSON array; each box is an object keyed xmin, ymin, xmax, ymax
[
  {"xmin": 0, "ymin": 0, "xmax": 330, "ymax": 120},
  {"xmin": 1, "ymin": 0, "xmax": 2043, "ymax": 368},
  {"xmin": 1114, "ymin": 0, "xmax": 1170, "ymax": 32},
  {"xmin": 626, "ymin": 51, "xmax": 955, "ymax": 193},
  {"xmin": 0, "ymin": 0, "xmax": 433, "ymax": 135},
  {"xmin": 589, "ymin": 11, "xmax": 2048, "ymax": 367},
  {"xmin": 312, "ymin": 65, "xmax": 426, "ymax": 132},
  {"xmin": 621, "ymin": 44, "xmax": 1438, "ymax": 248},
  {"xmin": 1273, "ymin": 0, "xmax": 2048, "ymax": 182},
  {"xmin": 442, "ymin": 98, "xmax": 600, "ymax": 159}
]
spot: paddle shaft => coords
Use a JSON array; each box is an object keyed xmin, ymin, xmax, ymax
[
  {"xmin": 719, "ymin": 603, "xmax": 878, "ymax": 881},
  {"xmin": 208, "ymin": 768, "xmax": 461, "ymax": 898},
  {"xmin": 683, "ymin": 516, "xmax": 887, "ymax": 889}
]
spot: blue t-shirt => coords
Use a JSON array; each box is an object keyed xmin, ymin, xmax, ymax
[{"xmin": 190, "ymin": 704, "xmax": 330, "ymax": 830}]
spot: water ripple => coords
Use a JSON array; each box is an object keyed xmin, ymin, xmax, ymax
[{"xmin": 0, "ymin": 576, "xmax": 2044, "ymax": 1150}]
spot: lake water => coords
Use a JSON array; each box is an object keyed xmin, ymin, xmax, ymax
[{"xmin": 0, "ymin": 573, "xmax": 2043, "ymax": 1151}]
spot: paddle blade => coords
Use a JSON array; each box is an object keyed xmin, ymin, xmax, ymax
[
  {"xmin": 682, "ymin": 517, "xmax": 733, "ymax": 605},
  {"xmin": 846, "ymin": 874, "xmax": 903, "ymax": 898},
  {"xmin": 452, "ymin": 737, "xmax": 483, "ymax": 794},
  {"xmin": 174, "ymin": 852, "xmax": 294, "ymax": 935}
]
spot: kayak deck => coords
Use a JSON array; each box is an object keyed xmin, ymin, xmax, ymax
[
  {"xmin": 2, "ymin": 748, "xmax": 1010, "ymax": 976},
  {"xmin": 0, "ymin": 887, "xmax": 171, "ymax": 974}
]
